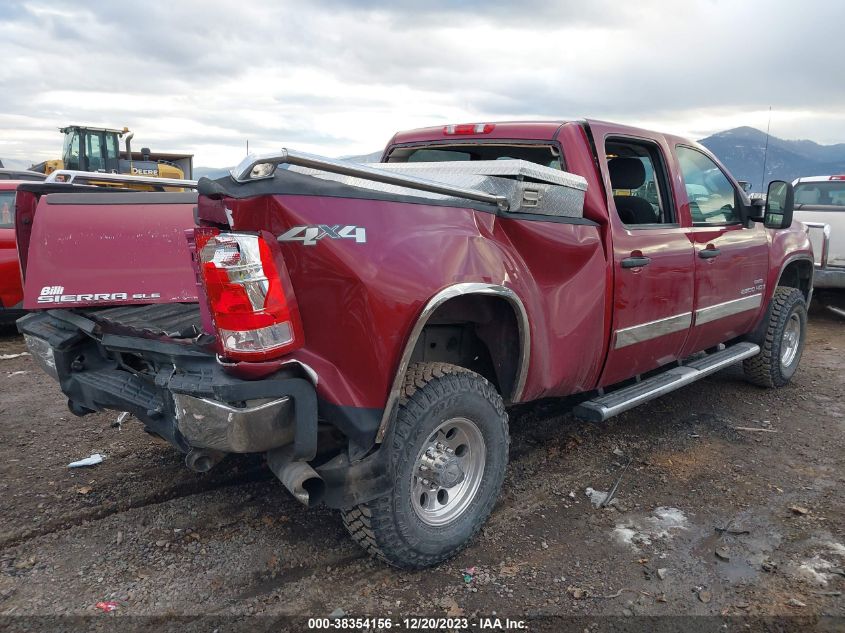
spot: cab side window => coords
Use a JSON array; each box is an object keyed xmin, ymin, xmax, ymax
[
  {"xmin": 606, "ymin": 139, "xmax": 674, "ymax": 226},
  {"xmin": 676, "ymin": 146, "xmax": 740, "ymax": 225},
  {"xmin": 0, "ymin": 193, "xmax": 14, "ymax": 229}
]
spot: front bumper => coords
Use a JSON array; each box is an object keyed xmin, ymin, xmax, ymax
[
  {"xmin": 813, "ymin": 265, "xmax": 845, "ymax": 289},
  {"xmin": 18, "ymin": 310, "xmax": 318, "ymax": 458}
]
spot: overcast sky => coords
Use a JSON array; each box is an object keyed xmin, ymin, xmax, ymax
[{"xmin": 1, "ymin": 0, "xmax": 843, "ymax": 167}]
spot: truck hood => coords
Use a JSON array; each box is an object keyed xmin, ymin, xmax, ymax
[{"xmin": 21, "ymin": 191, "xmax": 199, "ymax": 309}]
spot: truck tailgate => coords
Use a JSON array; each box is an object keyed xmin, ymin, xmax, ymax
[{"xmin": 22, "ymin": 192, "xmax": 199, "ymax": 309}]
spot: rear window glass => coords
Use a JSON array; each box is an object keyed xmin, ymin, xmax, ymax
[
  {"xmin": 794, "ymin": 181, "xmax": 845, "ymax": 207},
  {"xmin": 387, "ymin": 144, "xmax": 562, "ymax": 169},
  {"xmin": 0, "ymin": 192, "xmax": 14, "ymax": 228}
]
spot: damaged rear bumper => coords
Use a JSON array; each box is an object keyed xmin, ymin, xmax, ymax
[
  {"xmin": 17, "ymin": 309, "xmax": 391, "ymax": 509},
  {"xmin": 17, "ymin": 310, "xmax": 317, "ymax": 457},
  {"xmin": 174, "ymin": 394, "xmax": 294, "ymax": 452}
]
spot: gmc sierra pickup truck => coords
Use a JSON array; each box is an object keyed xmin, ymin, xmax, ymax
[{"xmin": 15, "ymin": 120, "xmax": 814, "ymax": 569}]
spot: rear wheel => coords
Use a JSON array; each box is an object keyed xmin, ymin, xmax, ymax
[
  {"xmin": 342, "ymin": 362, "xmax": 508, "ymax": 569},
  {"xmin": 743, "ymin": 287, "xmax": 807, "ymax": 387}
]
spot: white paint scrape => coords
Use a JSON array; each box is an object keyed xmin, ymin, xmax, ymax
[{"xmin": 612, "ymin": 506, "xmax": 688, "ymax": 550}]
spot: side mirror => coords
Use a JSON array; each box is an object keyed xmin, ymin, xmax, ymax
[{"xmin": 763, "ymin": 180, "xmax": 794, "ymax": 229}]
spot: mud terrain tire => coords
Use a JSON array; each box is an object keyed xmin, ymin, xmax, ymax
[
  {"xmin": 743, "ymin": 287, "xmax": 807, "ymax": 387},
  {"xmin": 342, "ymin": 362, "xmax": 509, "ymax": 569}
]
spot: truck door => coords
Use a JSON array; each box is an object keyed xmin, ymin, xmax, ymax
[
  {"xmin": 673, "ymin": 146, "xmax": 769, "ymax": 355},
  {"xmin": 596, "ymin": 134, "xmax": 696, "ymax": 386}
]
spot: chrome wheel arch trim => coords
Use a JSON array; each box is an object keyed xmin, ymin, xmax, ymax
[{"xmin": 375, "ymin": 282, "xmax": 530, "ymax": 443}]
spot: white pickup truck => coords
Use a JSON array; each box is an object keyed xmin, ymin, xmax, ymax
[{"xmin": 793, "ymin": 175, "xmax": 845, "ymax": 289}]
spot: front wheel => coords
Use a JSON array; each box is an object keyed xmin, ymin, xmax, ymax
[
  {"xmin": 743, "ymin": 287, "xmax": 807, "ymax": 387},
  {"xmin": 342, "ymin": 362, "xmax": 509, "ymax": 569}
]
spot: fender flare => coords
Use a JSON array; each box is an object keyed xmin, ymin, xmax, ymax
[
  {"xmin": 775, "ymin": 254, "xmax": 815, "ymax": 303},
  {"xmin": 746, "ymin": 254, "xmax": 815, "ymax": 347},
  {"xmin": 374, "ymin": 282, "xmax": 530, "ymax": 443}
]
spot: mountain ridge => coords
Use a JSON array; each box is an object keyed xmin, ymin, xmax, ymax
[
  {"xmin": 7, "ymin": 128, "xmax": 845, "ymax": 188},
  {"xmin": 698, "ymin": 127, "xmax": 845, "ymax": 189}
]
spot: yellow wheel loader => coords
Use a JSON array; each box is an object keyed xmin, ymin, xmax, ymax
[{"xmin": 31, "ymin": 126, "xmax": 193, "ymax": 190}]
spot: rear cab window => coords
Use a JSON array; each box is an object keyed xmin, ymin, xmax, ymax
[
  {"xmin": 386, "ymin": 143, "xmax": 562, "ymax": 169},
  {"xmin": 0, "ymin": 192, "xmax": 14, "ymax": 228},
  {"xmin": 795, "ymin": 180, "xmax": 845, "ymax": 207}
]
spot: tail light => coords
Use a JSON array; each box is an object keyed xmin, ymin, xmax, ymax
[
  {"xmin": 443, "ymin": 123, "xmax": 495, "ymax": 135},
  {"xmin": 194, "ymin": 228, "xmax": 303, "ymax": 361}
]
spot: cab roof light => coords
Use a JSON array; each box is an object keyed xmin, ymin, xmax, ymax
[
  {"xmin": 443, "ymin": 123, "xmax": 495, "ymax": 135},
  {"xmin": 829, "ymin": 175, "xmax": 845, "ymax": 181}
]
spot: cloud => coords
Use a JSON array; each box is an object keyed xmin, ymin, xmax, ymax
[{"xmin": 0, "ymin": 0, "xmax": 843, "ymax": 167}]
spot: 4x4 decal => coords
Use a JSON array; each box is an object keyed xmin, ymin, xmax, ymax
[{"xmin": 277, "ymin": 225, "xmax": 367, "ymax": 246}]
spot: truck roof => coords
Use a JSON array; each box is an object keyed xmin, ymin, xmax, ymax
[
  {"xmin": 389, "ymin": 119, "xmax": 707, "ymax": 154},
  {"xmin": 0, "ymin": 169, "xmax": 46, "ymax": 183},
  {"xmin": 794, "ymin": 175, "xmax": 845, "ymax": 184},
  {"xmin": 0, "ymin": 179, "xmax": 36, "ymax": 189},
  {"xmin": 390, "ymin": 121, "xmax": 571, "ymax": 145}
]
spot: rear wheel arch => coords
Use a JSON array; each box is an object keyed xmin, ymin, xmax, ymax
[{"xmin": 375, "ymin": 283, "xmax": 529, "ymax": 444}]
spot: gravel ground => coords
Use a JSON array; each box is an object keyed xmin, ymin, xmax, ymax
[{"xmin": 0, "ymin": 301, "xmax": 843, "ymax": 627}]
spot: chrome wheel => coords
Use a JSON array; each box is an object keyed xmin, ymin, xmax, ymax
[
  {"xmin": 781, "ymin": 312, "xmax": 801, "ymax": 368},
  {"xmin": 411, "ymin": 417, "xmax": 486, "ymax": 526}
]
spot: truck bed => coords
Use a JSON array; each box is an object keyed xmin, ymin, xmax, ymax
[{"xmin": 78, "ymin": 303, "xmax": 202, "ymax": 339}]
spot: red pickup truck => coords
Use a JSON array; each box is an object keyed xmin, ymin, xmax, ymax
[
  {"xmin": 1, "ymin": 170, "xmax": 46, "ymax": 324},
  {"xmin": 1, "ymin": 178, "xmax": 39, "ymax": 324},
  {"xmin": 15, "ymin": 120, "xmax": 813, "ymax": 569}
]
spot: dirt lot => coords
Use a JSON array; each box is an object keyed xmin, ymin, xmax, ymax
[{"xmin": 0, "ymin": 302, "xmax": 843, "ymax": 628}]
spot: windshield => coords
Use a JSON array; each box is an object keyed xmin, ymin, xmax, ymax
[
  {"xmin": 0, "ymin": 192, "xmax": 14, "ymax": 228},
  {"xmin": 794, "ymin": 181, "xmax": 845, "ymax": 207},
  {"xmin": 62, "ymin": 129, "xmax": 80, "ymax": 169},
  {"xmin": 386, "ymin": 143, "xmax": 562, "ymax": 169}
]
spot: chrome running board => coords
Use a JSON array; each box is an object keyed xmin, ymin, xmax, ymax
[{"xmin": 574, "ymin": 342, "xmax": 760, "ymax": 422}]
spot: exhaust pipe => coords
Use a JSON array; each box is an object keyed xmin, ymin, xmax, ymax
[
  {"xmin": 123, "ymin": 129, "xmax": 134, "ymax": 172},
  {"xmin": 185, "ymin": 448, "xmax": 225, "ymax": 473},
  {"xmin": 267, "ymin": 446, "xmax": 325, "ymax": 508}
]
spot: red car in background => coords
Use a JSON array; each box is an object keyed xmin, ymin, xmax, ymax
[{"xmin": 0, "ymin": 171, "xmax": 45, "ymax": 324}]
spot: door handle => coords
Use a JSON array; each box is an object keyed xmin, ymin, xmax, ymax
[
  {"xmin": 699, "ymin": 248, "xmax": 721, "ymax": 259},
  {"xmin": 621, "ymin": 256, "xmax": 652, "ymax": 268}
]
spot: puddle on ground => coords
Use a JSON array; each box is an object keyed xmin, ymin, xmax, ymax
[{"xmin": 690, "ymin": 510, "xmax": 783, "ymax": 584}]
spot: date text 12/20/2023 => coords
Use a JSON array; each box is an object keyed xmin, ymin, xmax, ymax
[{"xmin": 307, "ymin": 616, "xmax": 528, "ymax": 630}]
